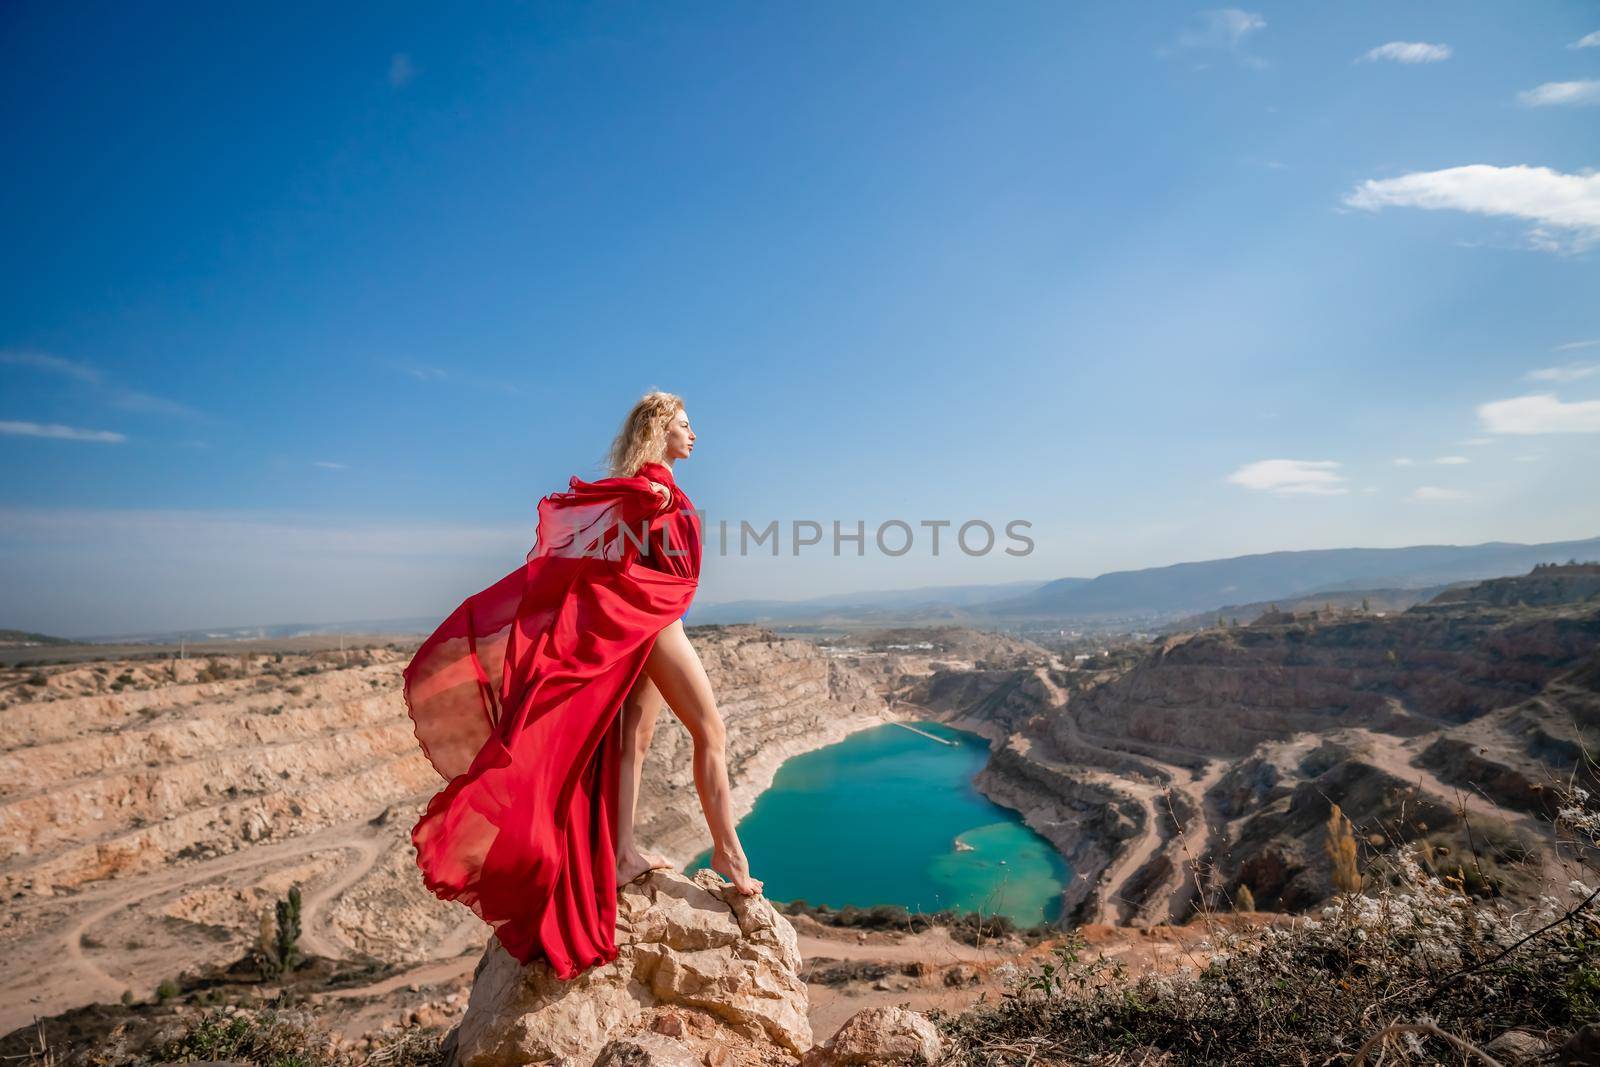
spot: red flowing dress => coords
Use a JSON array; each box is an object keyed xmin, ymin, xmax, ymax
[{"xmin": 403, "ymin": 460, "xmax": 700, "ymax": 979}]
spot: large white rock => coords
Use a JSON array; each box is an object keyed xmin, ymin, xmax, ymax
[{"xmin": 452, "ymin": 867, "xmax": 812, "ymax": 1066}]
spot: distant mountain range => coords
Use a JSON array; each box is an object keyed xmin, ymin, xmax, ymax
[
  {"xmin": 687, "ymin": 579, "xmax": 1058, "ymax": 625},
  {"xmin": 698, "ymin": 535, "xmax": 1600, "ymax": 629},
  {"xmin": 0, "ymin": 629, "xmax": 77, "ymax": 648},
  {"xmin": 984, "ymin": 536, "xmax": 1600, "ymax": 619},
  {"xmin": 23, "ymin": 534, "xmax": 1600, "ymax": 644}
]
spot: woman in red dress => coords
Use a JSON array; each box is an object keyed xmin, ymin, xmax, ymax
[{"xmin": 403, "ymin": 390, "xmax": 763, "ymax": 981}]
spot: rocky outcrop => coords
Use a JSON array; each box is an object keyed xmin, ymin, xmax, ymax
[
  {"xmin": 1428, "ymin": 562, "xmax": 1600, "ymax": 608},
  {"xmin": 1415, "ymin": 642, "xmax": 1600, "ymax": 817},
  {"xmin": 1217, "ymin": 756, "xmax": 1460, "ymax": 911},
  {"xmin": 451, "ymin": 867, "xmax": 811, "ymax": 1066},
  {"xmin": 799, "ymin": 1006, "xmax": 943, "ymax": 1066}
]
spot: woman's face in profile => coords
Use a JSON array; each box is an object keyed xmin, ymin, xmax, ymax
[{"xmin": 664, "ymin": 409, "xmax": 695, "ymax": 460}]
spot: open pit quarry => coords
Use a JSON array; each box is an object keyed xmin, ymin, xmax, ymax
[{"xmin": 0, "ymin": 568, "xmax": 1594, "ymax": 1060}]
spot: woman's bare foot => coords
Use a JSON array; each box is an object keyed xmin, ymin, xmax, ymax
[
  {"xmin": 616, "ymin": 847, "xmax": 674, "ymax": 887},
  {"xmin": 709, "ymin": 847, "xmax": 763, "ymax": 896}
]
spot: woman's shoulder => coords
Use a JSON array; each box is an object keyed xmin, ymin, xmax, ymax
[{"xmin": 635, "ymin": 460, "xmax": 673, "ymax": 482}]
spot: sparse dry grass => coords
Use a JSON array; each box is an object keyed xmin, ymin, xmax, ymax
[
  {"xmin": 77, "ymin": 1005, "xmax": 449, "ymax": 1067},
  {"xmin": 934, "ymin": 783, "xmax": 1600, "ymax": 1066}
]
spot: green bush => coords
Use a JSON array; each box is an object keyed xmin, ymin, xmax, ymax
[{"xmin": 776, "ymin": 897, "xmax": 1052, "ymax": 946}]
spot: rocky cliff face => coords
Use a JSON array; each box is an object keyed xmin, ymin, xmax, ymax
[
  {"xmin": 970, "ymin": 737, "xmax": 1144, "ymax": 919},
  {"xmin": 0, "ymin": 626, "xmax": 897, "ymax": 1036},
  {"xmin": 904, "ymin": 571, "xmax": 1599, "ymax": 925},
  {"xmin": 1069, "ymin": 605, "xmax": 1599, "ymax": 755}
]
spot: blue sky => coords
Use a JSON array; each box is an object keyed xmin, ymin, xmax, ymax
[{"xmin": 2, "ymin": 2, "xmax": 1598, "ymax": 637}]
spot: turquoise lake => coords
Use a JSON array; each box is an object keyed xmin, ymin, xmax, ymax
[{"xmin": 683, "ymin": 721, "xmax": 1070, "ymax": 927}]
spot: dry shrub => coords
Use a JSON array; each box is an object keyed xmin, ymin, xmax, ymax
[
  {"xmin": 1325, "ymin": 801, "xmax": 1361, "ymax": 894},
  {"xmin": 936, "ymin": 784, "xmax": 1600, "ymax": 1065},
  {"xmin": 89, "ymin": 1006, "xmax": 448, "ymax": 1067}
]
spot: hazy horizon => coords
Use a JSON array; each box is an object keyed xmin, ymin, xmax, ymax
[{"xmin": 13, "ymin": 529, "xmax": 1598, "ymax": 642}]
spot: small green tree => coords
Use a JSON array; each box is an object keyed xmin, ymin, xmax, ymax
[
  {"xmin": 275, "ymin": 885, "xmax": 303, "ymax": 971},
  {"xmin": 256, "ymin": 885, "xmax": 303, "ymax": 978}
]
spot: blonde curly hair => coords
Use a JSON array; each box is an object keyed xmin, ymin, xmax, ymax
[{"xmin": 605, "ymin": 389, "xmax": 685, "ymax": 478}]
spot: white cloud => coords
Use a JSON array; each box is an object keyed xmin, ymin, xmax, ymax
[
  {"xmin": 1555, "ymin": 339, "xmax": 1600, "ymax": 351},
  {"xmin": 313, "ymin": 461, "xmax": 349, "ymax": 470},
  {"xmin": 0, "ymin": 350, "xmax": 101, "ymax": 383},
  {"xmin": 388, "ymin": 53, "xmax": 416, "ymax": 89},
  {"xmin": 1435, "ymin": 455, "xmax": 1469, "ymax": 464},
  {"xmin": 1459, "ymin": 437, "xmax": 1494, "ymax": 446},
  {"xmin": 1528, "ymin": 363, "xmax": 1600, "ymax": 383},
  {"xmin": 1226, "ymin": 459, "xmax": 1347, "ymax": 495},
  {"xmin": 1392, "ymin": 457, "xmax": 1415, "ymax": 466},
  {"xmin": 1478, "ymin": 393, "xmax": 1600, "ymax": 434},
  {"xmin": 108, "ymin": 389, "xmax": 201, "ymax": 418},
  {"xmin": 1177, "ymin": 8, "xmax": 1265, "ymax": 48},
  {"xmin": 1343, "ymin": 164, "xmax": 1600, "ymax": 254},
  {"xmin": 388, "ymin": 359, "xmax": 524, "ymax": 396},
  {"xmin": 1359, "ymin": 41, "xmax": 1451, "ymax": 64},
  {"xmin": 1517, "ymin": 80, "xmax": 1600, "ymax": 107},
  {"xmin": 1165, "ymin": 9, "xmax": 1267, "ymax": 67},
  {"xmin": 0, "ymin": 348, "xmax": 204, "ymax": 420},
  {"xmin": 1570, "ymin": 30, "xmax": 1600, "ymax": 49},
  {"xmin": 1515, "ymin": 453, "xmax": 1542, "ymax": 462},
  {"xmin": 0, "ymin": 420, "xmax": 126, "ymax": 443},
  {"xmin": 1411, "ymin": 486, "xmax": 1469, "ymax": 501}
]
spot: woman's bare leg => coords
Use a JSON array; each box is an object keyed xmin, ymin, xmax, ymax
[
  {"xmin": 615, "ymin": 671, "xmax": 674, "ymax": 886},
  {"xmin": 644, "ymin": 618, "xmax": 763, "ymax": 895}
]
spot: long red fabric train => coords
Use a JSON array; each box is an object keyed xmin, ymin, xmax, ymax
[{"xmin": 403, "ymin": 459, "xmax": 701, "ymax": 979}]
